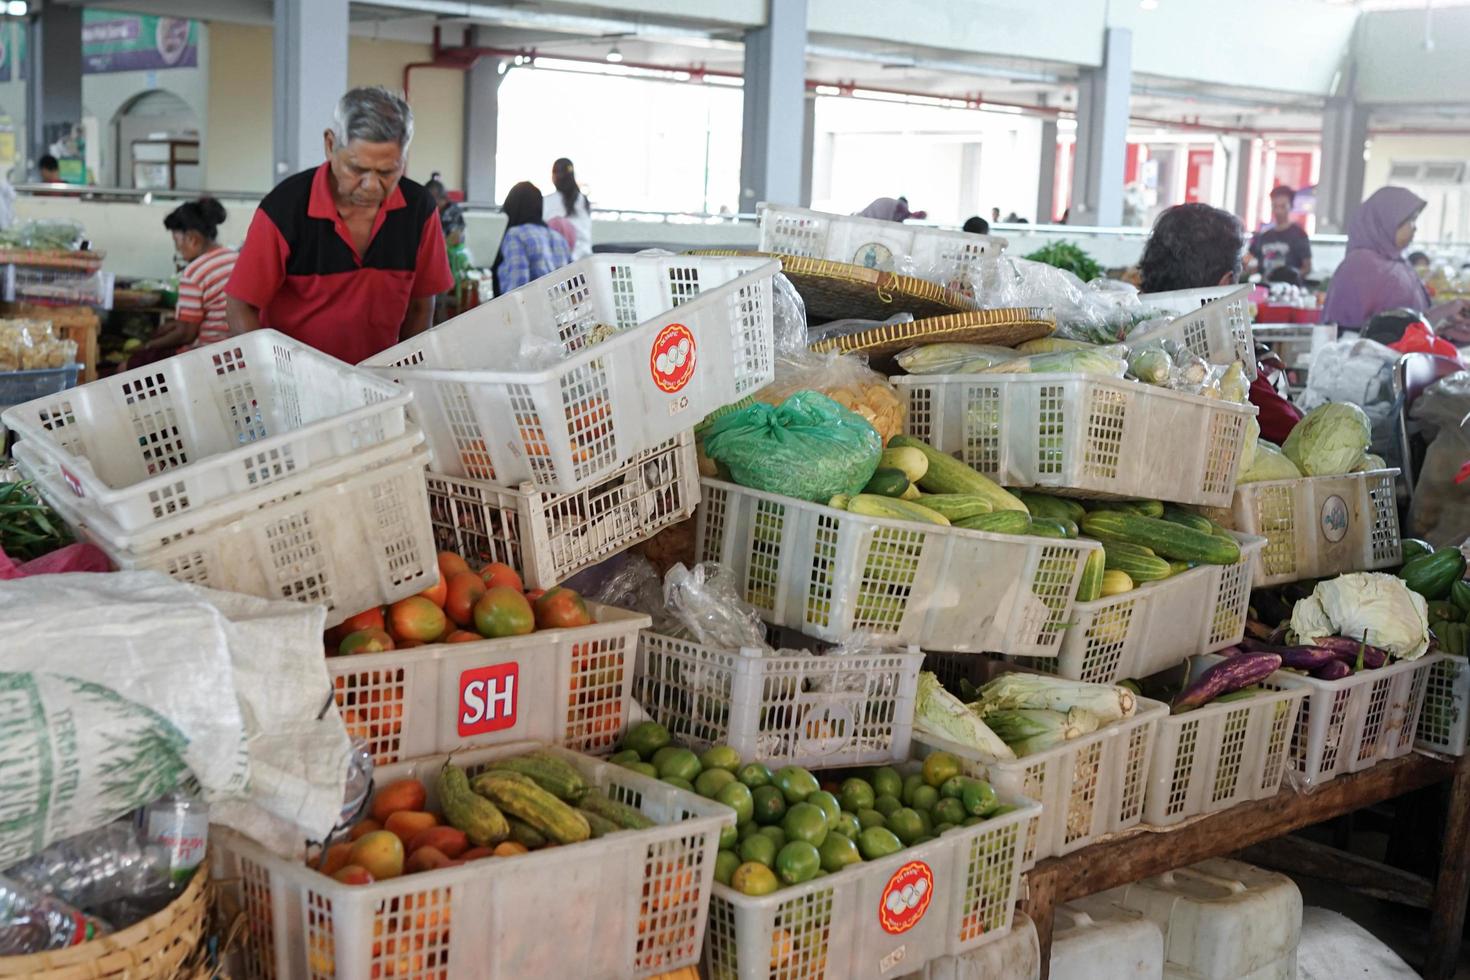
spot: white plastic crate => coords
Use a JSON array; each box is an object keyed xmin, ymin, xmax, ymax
[
  {"xmin": 1049, "ymin": 895, "xmax": 1164, "ymax": 980},
  {"xmin": 757, "ymin": 203, "xmax": 1006, "ymax": 291},
  {"xmin": 704, "ymin": 787, "xmax": 1040, "ymax": 980},
  {"xmin": 1228, "ymin": 470, "xmax": 1400, "ymax": 587},
  {"xmin": 426, "ymin": 432, "xmax": 699, "ymax": 591},
  {"xmin": 903, "ymin": 911, "xmax": 1041, "ymax": 980},
  {"xmin": 1008, "ymin": 534, "xmax": 1266, "ymax": 685},
  {"xmin": 1417, "ymin": 653, "xmax": 1468, "ymax": 756},
  {"xmin": 1102, "ymin": 858, "xmax": 1302, "ymax": 980},
  {"xmin": 15, "ymin": 438, "xmax": 436, "ymax": 628},
  {"xmin": 892, "ymin": 373, "xmax": 1256, "ymax": 507},
  {"xmin": 361, "ymin": 254, "xmax": 778, "ymax": 494},
  {"xmin": 329, "ymin": 603, "xmax": 649, "ymax": 767},
  {"xmin": 1, "ymin": 329, "xmax": 410, "ymax": 533},
  {"xmin": 1134, "ymin": 285, "xmax": 1255, "ymax": 378},
  {"xmin": 1143, "ymin": 685, "xmax": 1306, "ymax": 828},
  {"xmin": 634, "ymin": 630, "xmax": 923, "ymax": 769},
  {"xmin": 214, "ymin": 741, "xmax": 732, "ymax": 979},
  {"xmin": 914, "ymin": 697, "xmax": 1168, "ymax": 865},
  {"xmin": 1255, "ymin": 653, "xmax": 1443, "ymax": 789},
  {"xmin": 695, "ymin": 478, "xmax": 1100, "ymax": 655}
]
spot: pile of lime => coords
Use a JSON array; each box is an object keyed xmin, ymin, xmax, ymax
[{"xmin": 614, "ymin": 721, "xmax": 1012, "ymax": 896}]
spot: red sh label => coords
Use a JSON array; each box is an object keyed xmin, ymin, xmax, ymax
[{"xmin": 458, "ymin": 663, "xmax": 519, "ymax": 737}]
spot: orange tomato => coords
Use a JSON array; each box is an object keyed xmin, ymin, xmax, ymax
[
  {"xmin": 318, "ymin": 842, "xmax": 354, "ymax": 876},
  {"xmin": 338, "ymin": 628, "xmax": 395, "ymax": 656},
  {"xmin": 444, "ymin": 571, "xmax": 487, "ymax": 628},
  {"xmin": 383, "ymin": 809, "xmax": 438, "ymax": 844},
  {"xmin": 340, "ymin": 607, "xmax": 387, "ymax": 634},
  {"xmin": 407, "ymin": 826, "xmax": 468, "ymax": 858},
  {"xmin": 388, "ymin": 597, "xmax": 448, "ymax": 644},
  {"xmin": 370, "ymin": 779, "xmax": 427, "ymax": 823},
  {"xmin": 348, "ymin": 819, "xmax": 382, "ymax": 841},
  {"xmin": 444, "ymin": 630, "xmax": 482, "ymax": 643},
  {"xmin": 437, "ymin": 551, "xmax": 472, "ymax": 581},
  {"xmin": 478, "ymin": 562, "xmax": 524, "ymax": 594},
  {"xmin": 534, "ymin": 587, "xmax": 593, "ymax": 630},
  {"xmin": 417, "ymin": 575, "xmax": 448, "ymax": 609},
  {"xmin": 472, "ymin": 587, "xmax": 535, "ymax": 639}
]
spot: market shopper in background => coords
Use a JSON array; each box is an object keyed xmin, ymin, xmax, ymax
[
  {"xmin": 1138, "ymin": 202, "xmax": 1303, "ymax": 443},
  {"xmin": 542, "ymin": 157, "xmax": 593, "ymax": 260},
  {"xmin": 857, "ymin": 196, "xmax": 927, "ymax": 222},
  {"xmin": 1323, "ymin": 186, "xmax": 1469, "ymax": 333},
  {"xmin": 962, "ymin": 215, "xmax": 990, "ymax": 235},
  {"xmin": 494, "ymin": 181, "xmax": 571, "ymax": 295},
  {"xmin": 225, "ymin": 86, "xmax": 451, "ymax": 364},
  {"xmin": 1247, "ymin": 185, "xmax": 1312, "ymax": 279},
  {"xmin": 129, "ymin": 198, "xmax": 238, "ymax": 367},
  {"xmin": 37, "ymin": 155, "xmax": 60, "ymax": 183}
]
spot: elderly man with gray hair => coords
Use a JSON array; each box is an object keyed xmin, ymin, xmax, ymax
[{"xmin": 226, "ymin": 85, "xmax": 451, "ymax": 363}]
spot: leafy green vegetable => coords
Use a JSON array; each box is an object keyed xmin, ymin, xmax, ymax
[
  {"xmin": 1023, "ymin": 241, "xmax": 1102, "ymax": 283},
  {"xmin": 0, "ymin": 482, "xmax": 72, "ymax": 561},
  {"xmin": 1281, "ymin": 403, "xmax": 1371, "ymax": 476},
  {"xmin": 913, "ymin": 672, "xmax": 1015, "ymax": 761}
]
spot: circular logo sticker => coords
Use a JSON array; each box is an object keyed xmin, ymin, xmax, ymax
[
  {"xmin": 650, "ymin": 323, "xmax": 697, "ymax": 394},
  {"xmin": 853, "ymin": 242, "xmax": 893, "ymax": 270},
  {"xmin": 1319, "ymin": 494, "xmax": 1350, "ymax": 544},
  {"xmin": 878, "ymin": 861, "xmax": 934, "ymax": 935}
]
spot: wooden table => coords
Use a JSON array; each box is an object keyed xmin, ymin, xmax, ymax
[{"xmin": 1022, "ymin": 753, "xmax": 1470, "ymax": 979}]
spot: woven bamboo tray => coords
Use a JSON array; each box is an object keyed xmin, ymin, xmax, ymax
[
  {"xmin": 0, "ymin": 861, "xmax": 212, "ymax": 979},
  {"xmin": 810, "ymin": 307, "xmax": 1056, "ymax": 367},
  {"xmin": 691, "ymin": 250, "xmax": 980, "ymax": 322}
]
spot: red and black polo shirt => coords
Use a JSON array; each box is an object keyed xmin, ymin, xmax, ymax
[{"xmin": 226, "ymin": 163, "xmax": 452, "ymax": 365}]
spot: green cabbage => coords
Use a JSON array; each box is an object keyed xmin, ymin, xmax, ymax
[
  {"xmin": 1290, "ymin": 572, "xmax": 1430, "ymax": 660},
  {"xmin": 1281, "ymin": 403, "xmax": 1371, "ymax": 476},
  {"xmin": 1239, "ymin": 440, "xmax": 1303, "ymax": 483}
]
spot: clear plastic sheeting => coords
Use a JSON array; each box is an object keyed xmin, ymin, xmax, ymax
[
  {"xmin": 964, "ymin": 256, "xmax": 1146, "ymax": 344},
  {"xmin": 771, "ymin": 271, "xmax": 808, "ymax": 354},
  {"xmin": 1408, "ymin": 370, "xmax": 1470, "ymax": 545},
  {"xmin": 663, "ymin": 561, "xmax": 768, "ymax": 652}
]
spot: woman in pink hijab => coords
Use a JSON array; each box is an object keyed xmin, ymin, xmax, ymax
[{"xmin": 1322, "ymin": 186, "xmax": 1461, "ymax": 329}]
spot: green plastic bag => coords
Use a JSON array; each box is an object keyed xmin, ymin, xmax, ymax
[{"xmin": 702, "ymin": 390, "xmax": 882, "ymax": 502}]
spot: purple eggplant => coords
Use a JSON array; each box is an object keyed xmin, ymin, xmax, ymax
[
  {"xmin": 1312, "ymin": 659, "xmax": 1353, "ymax": 681},
  {"xmin": 1305, "ymin": 635, "xmax": 1390, "ymax": 670},
  {"xmin": 1173, "ymin": 653, "xmax": 1282, "ymax": 713},
  {"xmin": 1238, "ymin": 637, "xmax": 1338, "ymax": 671}
]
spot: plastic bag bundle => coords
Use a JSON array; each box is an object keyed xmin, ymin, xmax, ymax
[
  {"xmin": 663, "ymin": 562, "xmax": 768, "ymax": 652},
  {"xmin": 757, "ymin": 349, "xmax": 905, "ymax": 443},
  {"xmin": 964, "ymin": 256, "xmax": 1144, "ymax": 343},
  {"xmin": 704, "ymin": 390, "xmax": 883, "ymax": 502},
  {"xmin": 771, "ymin": 271, "xmax": 809, "ymax": 354},
  {"xmin": 1408, "ymin": 372, "xmax": 1470, "ymax": 545},
  {"xmin": 1299, "ymin": 338, "xmax": 1402, "ymax": 463}
]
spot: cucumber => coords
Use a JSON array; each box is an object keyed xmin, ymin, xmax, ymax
[
  {"xmin": 887, "ymin": 435, "xmax": 1028, "ymax": 513},
  {"xmin": 917, "ymin": 494, "xmax": 994, "ymax": 522},
  {"xmin": 1100, "ymin": 569, "xmax": 1134, "ymax": 595},
  {"xmin": 1400, "ymin": 549, "xmax": 1467, "ymax": 601},
  {"xmin": 1028, "ymin": 516, "xmax": 1077, "ymax": 539},
  {"xmin": 1161, "ymin": 506, "xmax": 1214, "ymax": 535},
  {"xmin": 880, "ymin": 446, "xmax": 928, "ymax": 484},
  {"xmin": 1089, "ymin": 499, "xmax": 1165, "ymax": 518},
  {"xmin": 956, "ymin": 511, "xmax": 1032, "ymax": 536},
  {"xmin": 1076, "ymin": 547, "xmax": 1106, "ymax": 602},
  {"xmin": 847, "ymin": 494, "xmax": 949, "ymax": 526},
  {"xmin": 863, "ymin": 468, "xmax": 912, "ymax": 498},
  {"xmin": 1081, "ymin": 512, "xmax": 1241, "ymax": 565},
  {"xmin": 1018, "ymin": 491, "xmax": 1087, "ymax": 524},
  {"xmin": 1104, "ymin": 549, "xmax": 1172, "ymax": 582}
]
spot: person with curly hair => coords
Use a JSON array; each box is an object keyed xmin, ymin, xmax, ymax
[{"xmin": 1137, "ymin": 203, "xmax": 1244, "ymax": 293}]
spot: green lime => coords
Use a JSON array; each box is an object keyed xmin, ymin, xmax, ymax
[
  {"xmin": 932, "ymin": 797, "xmax": 967, "ymax": 827},
  {"xmin": 774, "ymin": 766, "xmax": 820, "ymax": 805},
  {"xmin": 775, "ymin": 841, "xmax": 822, "ymax": 885},
  {"xmin": 624, "ymin": 761, "xmax": 658, "ymax": 778},
  {"xmin": 839, "ymin": 778, "xmax": 876, "ymax": 814},
  {"xmin": 714, "ymin": 849, "xmax": 740, "ymax": 885},
  {"xmin": 857, "ymin": 826, "xmax": 903, "ymax": 860},
  {"xmin": 757, "ymin": 825, "xmax": 787, "ymax": 850},
  {"xmin": 932, "ymin": 822, "xmax": 957, "ymax": 835},
  {"xmin": 922, "ymin": 750, "xmax": 963, "ymax": 788},
  {"xmin": 871, "ymin": 767, "xmax": 903, "ymax": 800},
  {"xmin": 731, "ymin": 861, "xmax": 779, "ymax": 896},
  {"xmin": 913, "ymin": 834, "xmax": 935, "ymax": 846},
  {"xmin": 738, "ymin": 820, "xmax": 761, "ymax": 841},
  {"xmin": 623, "ymin": 721, "xmax": 670, "ymax": 760},
  {"xmin": 962, "ymin": 779, "xmax": 1000, "ymax": 817},
  {"xmin": 873, "ymin": 794, "xmax": 902, "ymax": 818},
  {"xmin": 719, "ymin": 822, "xmax": 739, "ymax": 850},
  {"xmin": 915, "ymin": 807, "xmax": 933, "ymax": 836},
  {"xmin": 901, "ymin": 773, "xmax": 927, "ymax": 806},
  {"xmin": 695, "ymin": 768, "xmax": 737, "ymax": 798},
  {"xmin": 656, "ymin": 748, "xmax": 702, "ymax": 782},
  {"xmin": 782, "ymin": 802, "xmax": 829, "ymax": 847},
  {"xmin": 752, "ymin": 784, "xmax": 787, "ymax": 825},
  {"xmin": 738, "ymin": 762, "xmax": 774, "ymax": 788},
  {"xmin": 700, "ymin": 745, "xmax": 743, "ymax": 773},
  {"xmin": 651, "ymin": 745, "xmax": 682, "ymax": 770},
  {"xmin": 886, "ymin": 807, "xmax": 924, "ymax": 845},
  {"xmin": 962, "ymin": 815, "xmax": 984, "ymax": 827},
  {"xmin": 833, "ymin": 812, "xmax": 861, "ymax": 839},
  {"xmin": 661, "ymin": 776, "xmax": 695, "ymax": 792},
  {"xmin": 940, "ymin": 775, "xmax": 971, "ymax": 800},
  {"xmin": 856, "ymin": 808, "xmax": 887, "ymax": 830},
  {"xmin": 818, "ymin": 833, "xmax": 862, "ymax": 873},
  {"xmin": 910, "ymin": 784, "xmax": 939, "ymax": 814},
  {"xmin": 739, "ymin": 833, "xmax": 777, "ymax": 868},
  {"xmin": 806, "ymin": 791, "xmax": 842, "ymax": 830},
  {"xmin": 715, "ymin": 781, "xmax": 755, "ymax": 824},
  {"xmin": 609, "ymin": 749, "xmax": 641, "ymax": 766}
]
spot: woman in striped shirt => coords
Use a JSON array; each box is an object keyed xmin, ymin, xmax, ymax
[{"xmin": 133, "ymin": 197, "xmax": 238, "ymax": 359}]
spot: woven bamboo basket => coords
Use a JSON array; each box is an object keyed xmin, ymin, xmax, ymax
[
  {"xmin": 810, "ymin": 307, "xmax": 1057, "ymax": 366},
  {"xmin": 691, "ymin": 250, "xmax": 980, "ymax": 322},
  {"xmin": 0, "ymin": 861, "xmax": 213, "ymax": 979}
]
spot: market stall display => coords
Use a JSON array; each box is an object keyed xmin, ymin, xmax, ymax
[{"xmin": 1134, "ymin": 285, "xmax": 1255, "ymax": 376}]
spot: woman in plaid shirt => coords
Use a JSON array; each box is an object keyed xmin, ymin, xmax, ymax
[{"xmin": 494, "ymin": 181, "xmax": 572, "ymax": 295}]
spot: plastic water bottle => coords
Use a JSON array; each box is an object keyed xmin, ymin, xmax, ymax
[
  {"xmin": 141, "ymin": 791, "xmax": 209, "ymax": 886},
  {"xmin": 0, "ymin": 874, "xmax": 109, "ymax": 953},
  {"xmin": 6, "ymin": 822, "xmax": 170, "ymax": 910}
]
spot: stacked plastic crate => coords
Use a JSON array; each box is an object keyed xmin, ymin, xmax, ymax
[{"xmin": 890, "ymin": 288, "xmax": 1282, "ymax": 852}]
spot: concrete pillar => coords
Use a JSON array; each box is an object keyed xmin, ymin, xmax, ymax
[
  {"xmin": 1072, "ymin": 27, "xmax": 1132, "ymax": 227},
  {"xmin": 273, "ymin": 0, "xmax": 348, "ymax": 183},
  {"xmin": 27, "ymin": 4, "xmax": 82, "ymax": 178},
  {"xmin": 1220, "ymin": 136, "xmax": 1252, "ymax": 221},
  {"xmin": 463, "ymin": 37, "xmax": 502, "ymax": 205},
  {"xmin": 798, "ymin": 92, "xmax": 816, "ymax": 208},
  {"xmin": 738, "ymin": 0, "xmax": 807, "ymax": 210},
  {"xmin": 1036, "ymin": 120, "xmax": 1059, "ymax": 224},
  {"xmin": 1317, "ymin": 94, "xmax": 1369, "ymax": 234}
]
